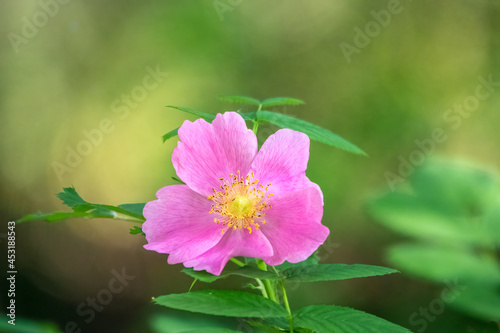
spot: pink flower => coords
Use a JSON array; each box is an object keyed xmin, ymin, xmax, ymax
[{"xmin": 143, "ymin": 112, "xmax": 329, "ymax": 275}]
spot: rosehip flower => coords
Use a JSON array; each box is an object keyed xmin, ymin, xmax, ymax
[{"xmin": 143, "ymin": 112, "xmax": 329, "ymax": 275}]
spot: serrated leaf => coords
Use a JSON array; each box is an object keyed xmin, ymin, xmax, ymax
[
  {"xmin": 129, "ymin": 226, "xmax": 145, "ymax": 235},
  {"xmin": 57, "ymin": 187, "xmax": 92, "ymax": 211},
  {"xmin": 283, "ymin": 264, "xmax": 398, "ymax": 282},
  {"xmin": 154, "ymin": 290, "xmax": 288, "ymax": 318},
  {"xmin": 219, "ymin": 95, "xmax": 261, "ymax": 106},
  {"xmin": 162, "ymin": 128, "xmax": 179, "ymax": 142},
  {"xmin": 257, "ymin": 111, "xmax": 366, "ymax": 155},
  {"xmin": 294, "ymin": 305, "xmax": 411, "ymax": 333},
  {"xmin": 167, "ymin": 106, "xmax": 216, "ymax": 121},
  {"xmin": 388, "ymin": 244, "xmax": 500, "ymax": 285},
  {"xmin": 261, "ymin": 97, "xmax": 305, "ymax": 108}
]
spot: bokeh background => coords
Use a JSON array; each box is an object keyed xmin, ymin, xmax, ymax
[{"xmin": 1, "ymin": 1, "xmax": 500, "ymax": 332}]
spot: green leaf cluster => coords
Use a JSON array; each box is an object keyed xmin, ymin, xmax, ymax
[
  {"xmin": 368, "ymin": 159, "xmax": 500, "ymax": 322},
  {"xmin": 162, "ymin": 95, "xmax": 366, "ymax": 155},
  {"xmin": 152, "ymin": 258, "xmax": 407, "ymax": 332},
  {"xmin": 17, "ymin": 187, "xmax": 146, "ymax": 233}
]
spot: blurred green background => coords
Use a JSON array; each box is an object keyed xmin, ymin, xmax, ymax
[{"xmin": 1, "ymin": 0, "xmax": 500, "ymax": 332}]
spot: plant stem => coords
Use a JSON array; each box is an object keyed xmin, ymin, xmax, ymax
[
  {"xmin": 113, "ymin": 214, "xmax": 144, "ymax": 223},
  {"xmin": 229, "ymin": 258, "xmax": 245, "ymax": 267},
  {"xmin": 256, "ymin": 259, "xmax": 279, "ymax": 303},
  {"xmin": 252, "ymin": 103, "xmax": 263, "ymax": 135},
  {"xmin": 279, "ymin": 280, "xmax": 294, "ymax": 333},
  {"xmin": 255, "ymin": 278, "xmax": 268, "ymax": 299},
  {"xmin": 252, "ymin": 121, "xmax": 259, "ymax": 134}
]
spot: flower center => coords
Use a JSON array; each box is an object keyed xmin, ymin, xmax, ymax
[
  {"xmin": 208, "ymin": 171, "xmax": 273, "ymax": 234},
  {"xmin": 228, "ymin": 195, "xmax": 253, "ymax": 218}
]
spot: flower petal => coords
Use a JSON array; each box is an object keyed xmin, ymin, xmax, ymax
[
  {"xmin": 260, "ymin": 186, "xmax": 329, "ymax": 266},
  {"xmin": 142, "ymin": 185, "xmax": 224, "ymax": 263},
  {"xmin": 172, "ymin": 112, "xmax": 258, "ymax": 197},
  {"xmin": 183, "ymin": 229, "xmax": 273, "ymax": 275},
  {"xmin": 250, "ymin": 129, "xmax": 314, "ymax": 197}
]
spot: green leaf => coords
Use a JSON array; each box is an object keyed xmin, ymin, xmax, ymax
[
  {"xmin": 283, "ymin": 264, "xmax": 398, "ymax": 282},
  {"xmin": 411, "ymin": 160, "xmax": 499, "ymax": 217},
  {"xmin": 162, "ymin": 128, "xmax": 179, "ymax": 142},
  {"xmin": 229, "ymin": 266, "xmax": 279, "ymax": 280},
  {"xmin": 182, "ymin": 268, "xmax": 222, "ymax": 283},
  {"xmin": 245, "ymin": 319, "xmax": 286, "ymax": 333},
  {"xmin": 129, "ymin": 226, "xmax": 145, "ymax": 235},
  {"xmin": 154, "ymin": 290, "xmax": 288, "ymax": 318},
  {"xmin": 171, "ymin": 176, "xmax": 186, "ymax": 184},
  {"xmin": 294, "ymin": 305, "xmax": 411, "ymax": 333},
  {"xmin": 261, "ymin": 97, "xmax": 305, "ymax": 108},
  {"xmin": 257, "ymin": 111, "xmax": 366, "ymax": 155},
  {"xmin": 275, "ymin": 253, "xmax": 320, "ymax": 271},
  {"xmin": 368, "ymin": 192, "xmax": 491, "ymax": 246},
  {"xmin": 180, "ymin": 329, "xmax": 241, "ymax": 333},
  {"xmin": 484, "ymin": 204, "xmax": 500, "ymax": 246},
  {"xmin": 238, "ymin": 111, "xmax": 257, "ymax": 121},
  {"xmin": 149, "ymin": 312, "xmax": 237, "ymax": 333},
  {"xmin": 452, "ymin": 284, "xmax": 500, "ymax": 321},
  {"xmin": 167, "ymin": 106, "xmax": 216, "ymax": 121},
  {"xmin": 219, "ymin": 95, "xmax": 261, "ymax": 106},
  {"xmin": 17, "ymin": 187, "xmax": 145, "ymax": 223},
  {"xmin": 388, "ymin": 244, "xmax": 500, "ymax": 285},
  {"xmin": 57, "ymin": 186, "xmax": 92, "ymax": 211},
  {"xmin": 182, "ymin": 266, "xmax": 279, "ymax": 283}
]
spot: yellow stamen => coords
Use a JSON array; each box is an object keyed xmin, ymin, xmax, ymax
[{"xmin": 207, "ymin": 171, "xmax": 273, "ymax": 234}]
